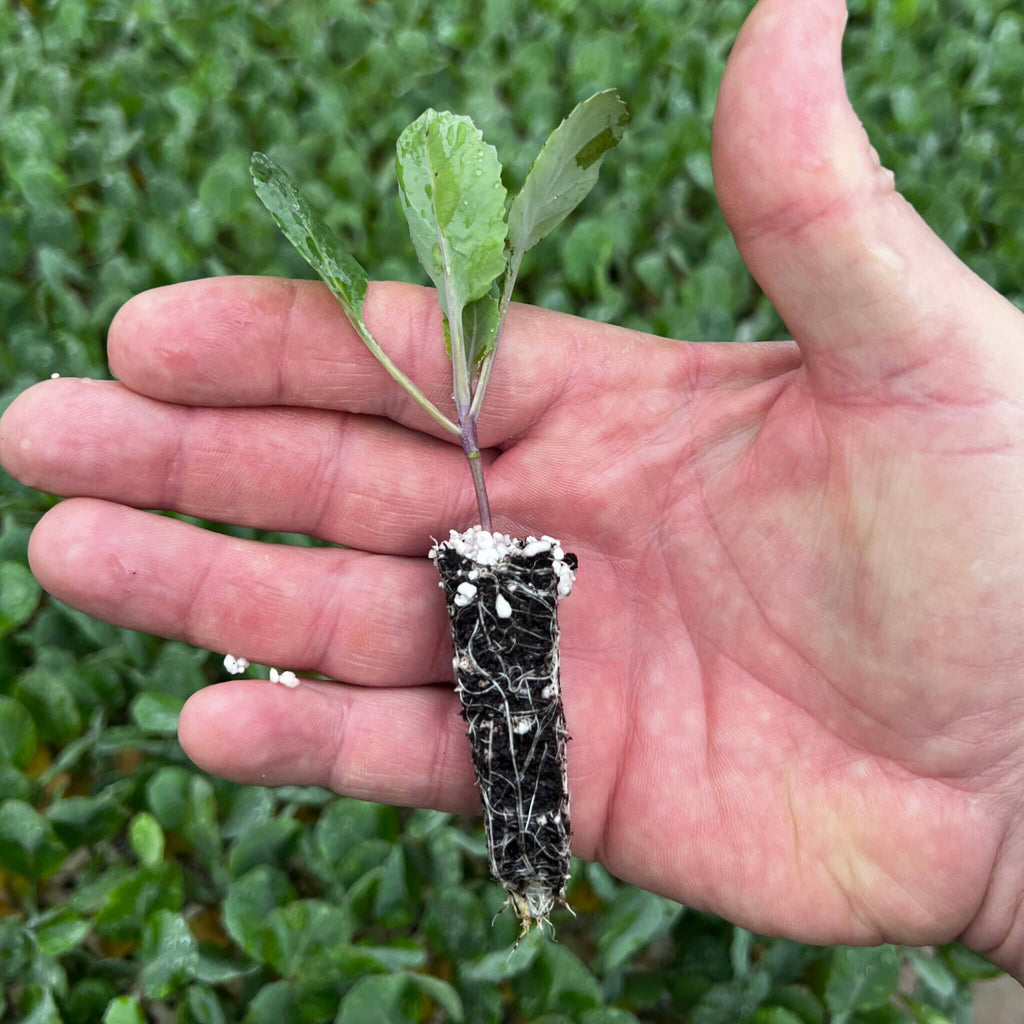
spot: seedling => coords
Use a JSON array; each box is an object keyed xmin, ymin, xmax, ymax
[{"xmin": 250, "ymin": 90, "xmax": 628, "ymax": 935}]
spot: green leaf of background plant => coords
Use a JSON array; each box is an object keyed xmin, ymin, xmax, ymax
[
  {"xmin": 35, "ymin": 906, "xmax": 91, "ymax": 956},
  {"xmin": 21, "ymin": 986, "xmax": 62, "ymax": 1024},
  {"xmin": 14, "ymin": 666, "xmax": 81, "ymax": 744},
  {"xmin": 141, "ymin": 909, "xmax": 199, "ymax": 999},
  {"xmin": 228, "ymin": 816, "xmax": 301, "ymax": 876},
  {"xmin": 407, "ymin": 973, "xmax": 464, "ymax": 1022},
  {"xmin": 521, "ymin": 942, "xmax": 603, "ymax": 1017},
  {"xmin": 691, "ymin": 970, "xmax": 772, "ymax": 1024},
  {"xmin": 596, "ymin": 887, "xmax": 682, "ymax": 971},
  {"xmin": 461, "ymin": 927, "xmax": 543, "ymax": 983},
  {"xmin": 0, "ymin": 800, "xmax": 67, "ymax": 877},
  {"xmin": 47, "ymin": 795, "xmax": 126, "ymax": 848},
  {"xmin": 903, "ymin": 948, "xmax": 957, "ymax": 1002},
  {"xmin": 130, "ymin": 691, "xmax": 184, "ymax": 733},
  {"xmin": 103, "ymin": 996, "xmax": 146, "ymax": 1024},
  {"xmin": 129, "ymin": 811, "xmax": 165, "ymax": 867},
  {"xmin": 580, "ymin": 1011, "xmax": 644, "ymax": 1024},
  {"xmin": 937, "ymin": 942, "xmax": 1002, "ymax": 980},
  {"xmin": 94, "ymin": 862, "xmax": 184, "ymax": 940},
  {"xmin": 223, "ymin": 865, "xmax": 296, "ymax": 959},
  {"xmin": 507, "ymin": 89, "xmax": 628, "ymax": 260},
  {"xmin": 256, "ymin": 898, "xmax": 355, "ymax": 978},
  {"xmin": 825, "ymin": 945, "xmax": 901, "ymax": 1017},
  {"xmin": 0, "ymin": 561, "xmax": 41, "ymax": 636},
  {"xmin": 0, "ymin": 696, "xmax": 36, "ymax": 767},
  {"xmin": 183, "ymin": 984, "xmax": 228, "ymax": 1024},
  {"xmin": 395, "ymin": 108, "xmax": 507, "ymax": 319}
]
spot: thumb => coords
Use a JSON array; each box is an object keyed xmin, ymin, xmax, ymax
[{"xmin": 712, "ymin": 0, "xmax": 1024, "ymax": 401}]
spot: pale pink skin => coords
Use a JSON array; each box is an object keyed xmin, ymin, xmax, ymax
[{"xmin": 3, "ymin": 0, "xmax": 1024, "ymax": 975}]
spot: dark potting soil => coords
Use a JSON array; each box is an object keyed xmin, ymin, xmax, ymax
[{"xmin": 434, "ymin": 542, "xmax": 577, "ymax": 927}]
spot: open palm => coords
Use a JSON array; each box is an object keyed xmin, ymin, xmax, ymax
[{"xmin": 3, "ymin": 0, "xmax": 1024, "ymax": 974}]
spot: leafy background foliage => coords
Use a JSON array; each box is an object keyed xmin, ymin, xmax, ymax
[{"xmin": 1, "ymin": 0, "xmax": 1021, "ymax": 1020}]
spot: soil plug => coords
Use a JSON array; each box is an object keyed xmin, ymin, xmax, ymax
[{"xmin": 251, "ymin": 90, "xmax": 628, "ymax": 935}]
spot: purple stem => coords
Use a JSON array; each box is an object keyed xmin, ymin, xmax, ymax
[{"xmin": 458, "ymin": 407, "xmax": 492, "ymax": 533}]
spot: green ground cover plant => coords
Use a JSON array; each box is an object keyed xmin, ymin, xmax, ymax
[{"xmin": 0, "ymin": 0, "xmax": 1021, "ymax": 1020}]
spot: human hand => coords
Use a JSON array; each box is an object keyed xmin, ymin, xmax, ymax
[{"xmin": 3, "ymin": 0, "xmax": 1024, "ymax": 975}]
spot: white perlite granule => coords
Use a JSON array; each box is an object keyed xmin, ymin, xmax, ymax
[
  {"xmin": 429, "ymin": 526, "xmax": 576, "ymax": 600},
  {"xmin": 269, "ymin": 668, "xmax": 300, "ymax": 688},
  {"xmin": 224, "ymin": 654, "xmax": 249, "ymax": 675}
]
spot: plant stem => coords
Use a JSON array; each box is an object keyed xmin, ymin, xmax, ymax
[
  {"xmin": 351, "ymin": 320, "xmax": 460, "ymax": 436},
  {"xmin": 459, "ymin": 411, "xmax": 492, "ymax": 532}
]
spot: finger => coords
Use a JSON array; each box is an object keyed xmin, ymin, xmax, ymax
[
  {"xmin": 28, "ymin": 498, "xmax": 451, "ymax": 686},
  {"xmin": 178, "ymin": 679, "xmax": 479, "ymax": 813},
  {"xmin": 107, "ymin": 276, "xmax": 612, "ymax": 445},
  {"xmin": 712, "ymin": 0, "xmax": 1024, "ymax": 401},
  {"xmin": 1, "ymin": 378, "xmax": 478, "ymax": 554}
]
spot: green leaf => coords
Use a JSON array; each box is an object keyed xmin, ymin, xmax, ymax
[
  {"xmin": 183, "ymin": 984, "xmax": 228, "ymax": 1024},
  {"xmin": 227, "ymin": 816, "xmax": 300, "ymax": 877},
  {"xmin": 129, "ymin": 691, "xmax": 184, "ymax": 734},
  {"xmin": 94, "ymin": 862, "xmax": 184, "ymax": 940},
  {"xmin": 0, "ymin": 696, "xmax": 36, "ymax": 767},
  {"xmin": 937, "ymin": 942, "xmax": 1002, "ymax": 980},
  {"xmin": 146, "ymin": 766, "xmax": 189, "ymax": 829},
  {"xmin": 462, "ymin": 287, "xmax": 500, "ymax": 369},
  {"xmin": 395, "ymin": 108, "xmax": 507, "ymax": 320},
  {"xmin": 507, "ymin": 90, "xmax": 628, "ymax": 260},
  {"xmin": 35, "ymin": 907, "xmax": 91, "ymax": 956},
  {"xmin": 752, "ymin": 1009, "xmax": 805, "ymax": 1024},
  {"xmin": 47, "ymin": 795, "xmax": 126, "ymax": 848},
  {"xmin": 461, "ymin": 927, "xmax": 544, "ymax": 982},
  {"xmin": 335, "ymin": 974, "xmax": 413, "ymax": 1024},
  {"xmin": 14, "ymin": 666, "xmax": 82, "ymax": 744},
  {"xmin": 144, "ymin": 641, "xmax": 207, "ymax": 699},
  {"xmin": 333, "ymin": 972, "xmax": 460, "ymax": 1024},
  {"xmin": 373, "ymin": 843, "xmax": 419, "ymax": 927},
  {"xmin": 407, "ymin": 973, "xmax": 464, "ymax": 1022},
  {"xmin": 0, "ymin": 561, "xmax": 41, "ymax": 636},
  {"xmin": 102, "ymin": 995, "xmax": 146, "ymax": 1024},
  {"xmin": 691, "ymin": 971, "xmax": 772, "ymax": 1024},
  {"xmin": 251, "ymin": 151, "xmax": 368, "ymax": 319},
  {"xmin": 0, "ymin": 766, "xmax": 30, "ymax": 801},
  {"xmin": 423, "ymin": 885, "xmax": 488, "ymax": 960},
  {"xmin": 221, "ymin": 786, "xmax": 276, "ymax": 840},
  {"xmin": 903, "ymin": 948, "xmax": 957, "ymax": 1001},
  {"xmin": 825, "ymin": 946, "xmax": 901, "ymax": 1015},
  {"xmin": 183, "ymin": 774, "xmax": 221, "ymax": 865},
  {"xmin": 580, "ymin": 1011, "xmax": 643, "ymax": 1024},
  {"xmin": 65, "ymin": 978, "xmax": 119, "ymax": 1024},
  {"xmin": 141, "ymin": 909, "xmax": 199, "ymax": 999},
  {"xmin": 596, "ymin": 887, "xmax": 682, "ymax": 970},
  {"xmin": 901, "ymin": 998, "xmax": 953, "ymax": 1024},
  {"xmin": 250, "ymin": 151, "xmax": 457, "ymax": 436},
  {"xmin": 129, "ymin": 811, "xmax": 164, "ymax": 867},
  {"xmin": 0, "ymin": 800, "xmax": 67, "ymax": 877},
  {"xmin": 766, "ymin": 985, "xmax": 825, "ymax": 1024},
  {"xmin": 313, "ymin": 797, "xmax": 400, "ymax": 875},
  {"xmin": 256, "ymin": 899, "xmax": 355, "ymax": 981},
  {"xmin": 223, "ymin": 865, "xmax": 296, "ymax": 959},
  {"xmin": 244, "ymin": 982, "xmax": 305, "ymax": 1024},
  {"xmin": 21, "ymin": 986, "xmax": 62, "ymax": 1024},
  {"xmin": 193, "ymin": 950, "xmax": 260, "ymax": 985},
  {"xmin": 521, "ymin": 942, "xmax": 603, "ymax": 1017}
]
